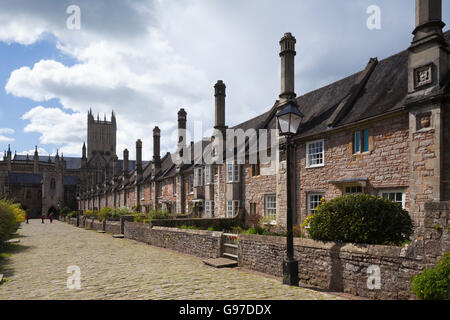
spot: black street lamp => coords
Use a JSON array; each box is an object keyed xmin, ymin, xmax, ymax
[{"xmin": 276, "ymin": 98, "xmax": 303, "ymax": 286}]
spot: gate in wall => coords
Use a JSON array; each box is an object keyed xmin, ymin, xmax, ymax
[{"xmin": 222, "ymin": 233, "xmax": 238, "ymax": 260}]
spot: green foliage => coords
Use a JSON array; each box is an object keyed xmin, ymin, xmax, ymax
[
  {"xmin": 67, "ymin": 211, "xmax": 77, "ymax": 218},
  {"xmin": 110, "ymin": 207, "xmax": 133, "ymax": 221},
  {"xmin": 84, "ymin": 210, "xmax": 98, "ymax": 218},
  {"xmin": 0, "ymin": 198, "xmax": 25, "ymax": 247},
  {"xmin": 98, "ymin": 207, "xmax": 113, "ymax": 222},
  {"xmin": 59, "ymin": 206, "xmax": 72, "ymax": 217},
  {"xmin": 412, "ymin": 252, "xmax": 450, "ymax": 300},
  {"xmin": 307, "ymin": 194, "xmax": 413, "ymax": 245},
  {"xmin": 178, "ymin": 225, "xmax": 196, "ymax": 230},
  {"xmin": 147, "ymin": 209, "xmax": 169, "ymax": 220}
]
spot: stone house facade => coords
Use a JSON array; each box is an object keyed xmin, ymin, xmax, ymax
[
  {"xmin": 77, "ymin": 0, "xmax": 449, "ymax": 236},
  {"xmin": 3, "ymin": 1, "xmax": 449, "ymax": 235}
]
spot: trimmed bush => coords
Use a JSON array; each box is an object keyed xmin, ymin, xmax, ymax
[
  {"xmin": 0, "ymin": 198, "xmax": 25, "ymax": 247},
  {"xmin": 307, "ymin": 194, "xmax": 413, "ymax": 245},
  {"xmin": 59, "ymin": 206, "xmax": 72, "ymax": 217},
  {"xmin": 412, "ymin": 252, "xmax": 449, "ymax": 300},
  {"xmin": 110, "ymin": 207, "xmax": 133, "ymax": 221},
  {"xmin": 98, "ymin": 207, "xmax": 113, "ymax": 222}
]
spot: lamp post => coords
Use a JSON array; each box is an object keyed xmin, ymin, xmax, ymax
[{"xmin": 276, "ymin": 99, "xmax": 303, "ymax": 286}]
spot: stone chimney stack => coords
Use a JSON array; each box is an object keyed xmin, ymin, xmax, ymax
[
  {"xmin": 152, "ymin": 126, "xmax": 161, "ymax": 174},
  {"xmin": 123, "ymin": 149, "xmax": 129, "ymax": 178},
  {"xmin": 214, "ymin": 80, "xmax": 226, "ymax": 132},
  {"xmin": 408, "ymin": 0, "xmax": 448, "ymax": 95},
  {"xmin": 136, "ymin": 139, "xmax": 143, "ymax": 181},
  {"xmin": 112, "ymin": 155, "xmax": 118, "ymax": 178},
  {"xmin": 177, "ymin": 108, "xmax": 187, "ymax": 150},
  {"xmin": 33, "ymin": 146, "xmax": 39, "ymax": 173},
  {"xmin": 279, "ymin": 32, "xmax": 297, "ymax": 103}
]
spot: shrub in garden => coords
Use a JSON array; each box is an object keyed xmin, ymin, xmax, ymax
[
  {"xmin": 147, "ymin": 209, "xmax": 169, "ymax": 220},
  {"xmin": 59, "ymin": 206, "xmax": 72, "ymax": 217},
  {"xmin": 0, "ymin": 199, "xmax": 16, "ymax": 245},
  {"xmin": 0, "ymin": 198, "xmax": 25, "ymax": 246},
  {"xmin": 307, "ymin": 194, "xmax": 413, "ymax": 245},
  {"xmin": 110, "ymin": 207, "xmax": 133, "ymax": 220},
  {"xmin": 67, "ymin": 211, "xmax": 77, "ymax": 218},
  {"xmin": 98, "ymin": 207, "xmax": 113, "ymax": 221},
  {"xmin": 84, "ymin": 210, "xmax": 98, "ymax": 218},
  {"xmin": 411, "ymin": 252, "xmax": 449, "ymax": 300}
]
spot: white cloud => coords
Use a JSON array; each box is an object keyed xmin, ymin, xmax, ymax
[
  {"xmin": 2, "ymin": 0, "xmax": 442, "ymax": 158},
  {"xmin": 0, "ymin": 128, "xmax": 15, "ymax": 142},
  {"xmin": 20, "ymin": 147, "xmax": 49, "ymax": 156}
]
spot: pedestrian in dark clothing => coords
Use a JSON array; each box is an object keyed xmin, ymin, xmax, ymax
[
  {"xmin": 41, "ymin": 215, "xmax": 45, "ymax": 224},
  {"xmin": 49, "ymin": 213, "xmax": 54, "ymax": 223},
  {"xmin": 26, "ymin": 215, "xmax": 30, "ymax": 224}
]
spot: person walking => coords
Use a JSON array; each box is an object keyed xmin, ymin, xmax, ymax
[
  {"xmin": 49, "ymin": 213, "xmax": 54, "ymax": 223},
  {"xmin": 26, "ymin": 214, "xmax": 30, "ymax": 224},
  {"xmin": 41, "ymin": 214, "xmax": 45, "ymax": 224}
]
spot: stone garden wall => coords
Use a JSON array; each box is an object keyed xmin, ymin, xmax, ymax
[
  {"xmin": 63, "ymin": 202, "xmax": 448, "ymax": 300},
  {"xmin": 238, "ymin": 234, "xmax": 421, "ymax": 299},
  {"xmin": 124, "ymin": 221, "xmax": 223, "ymax": 259}
]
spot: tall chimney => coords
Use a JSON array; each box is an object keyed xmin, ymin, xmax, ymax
[
  {"xmin": 136, "ymin": 139, "xmax": 143, "ymax": 181},
  {"xmin": 214, "ymin": 80, "xmax": 226, "ymax": 132},
  {"xmin": 123, "ymin": 149, "xmax": 129, "ymax": 178},
  {"xmin": 177, "ymin": 108, "xmax": 187, "ymax": 150},
  {"xmin": 279, "ymin": 33, "xmax": 297, "ymax": 103},
  {"xmin": 112, "ymin": 155, "xmax": 118, "ymax": 178},
  {"xmin": 408, "ymin": 0, "xmax": 448, "ymax": 94},
  {"xmin": 152, "ymin": 126, "xmax": 161, "ymax": 174}
]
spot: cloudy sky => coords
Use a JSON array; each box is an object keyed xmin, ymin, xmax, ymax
[{"xmin": 0, "ymin": 0, "xmax": 448, "ymax": 160}]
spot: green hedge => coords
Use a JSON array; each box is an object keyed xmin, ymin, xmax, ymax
[
  {"xmin": 412, "ymin": 252, "xmax": 449, "ymax": 300},
  {"xmin": 306, "ymin": 194, "xmax": 413, "ymax": 245},
  {"xmin": 0, "ymin": 198, "xmax": 25, "ymax": 247}
]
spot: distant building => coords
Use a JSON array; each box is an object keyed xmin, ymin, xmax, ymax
[{"xmin": 0, "ymin": 110, "xmax": 143, "ymax": 217}]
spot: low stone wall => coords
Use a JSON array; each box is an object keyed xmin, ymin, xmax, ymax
[
  {"xmin": 238, "ymin": 234, "xmax": 423, "ymax": 299},
  {"xmin": 105, "ymin": 221, "xmax": 121, "ymax": 234},
  {"xmin": 148, "ymin": 215, "xmax": 244, "ymax": 231},
  {"xmin": 124, "ymin": 221, "xmax": 152, "ymax": 244},
  {"xmin": 123, "ymin": 221, "xmax": 223, "ymax": 259}
]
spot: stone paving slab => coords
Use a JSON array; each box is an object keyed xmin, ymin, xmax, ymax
[
  {"xmin": 203, "ymin": 258, "xmax": 238, "ymax": 268},
  {"xmin": 0, "ymin": 220, "xmax": 345, "ymax": 300}
]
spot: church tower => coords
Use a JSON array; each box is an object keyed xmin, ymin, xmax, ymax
[{"xmin": 87, "ymin": 109, "xmax": 117, "ymax": 162}]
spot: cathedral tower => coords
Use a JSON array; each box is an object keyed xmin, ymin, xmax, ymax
[{"xmin": 87, "ymin": 109, "xmax": 117, "ymax": 162}]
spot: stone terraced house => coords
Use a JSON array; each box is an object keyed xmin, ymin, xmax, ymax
[{"xmin": 2, "ymin": 1, "xmax": 449, "ymax": 234}]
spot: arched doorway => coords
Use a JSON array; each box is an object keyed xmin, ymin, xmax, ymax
[{"xmin": 47, "ymin": 207, "xmax": 58, "ymax": 218}]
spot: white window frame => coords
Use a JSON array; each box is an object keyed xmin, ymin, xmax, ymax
[
  {"xmin": 188, "ymin": 174, "xmax": 194, "ymax": 194},
  {"xmin": 140, "ymin": 186, "xmax": 145, "ymax": 200},
  {"xmin": 307, "ymin": 193, "xmax": 324, "ymax": 215},
  {"xmin": 205, "ymin": 165, "xmax": 212, "ymax": 185},
  {"xmin": 264, "ymin": 194, "xmax": 277, "ymax": 222},
  {"xmin": 226, "ymin": 200, "xmax": 239, "ymax": 218},
  {"xmin": 344, "ymin": 185, "xmax": 364, "ymax": 194},
  {"xmin": 194, "ymin": 167, "xmax": 203, "ymax": 187},
  {"xmin": 205, "ymin": 200, "xmax": 215, "ymax": 218},
  {"xmin": 226, "ymin": 162, "xmax": 240, "ymax": 183},
  {"xmin": 306, "ymin": 139, "xmax": 324, "ymax": 168},
  {"xmin": 379, "ymin": 190, "xmax": 406, "ymax": 209}
]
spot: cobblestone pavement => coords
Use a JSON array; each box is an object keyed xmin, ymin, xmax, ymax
[{"xmin": 0, "ymin": 220, "xmax": 344, "ymax": 300}]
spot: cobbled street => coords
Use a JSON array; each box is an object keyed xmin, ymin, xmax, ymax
[{"xmin": 0, "ymin": 220, "xmax": 344, "ymax": 300}]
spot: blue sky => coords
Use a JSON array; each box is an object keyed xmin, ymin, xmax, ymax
[{"xmin": 0, "ymin": 0, "xmax": 449, "ymax": 160}]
